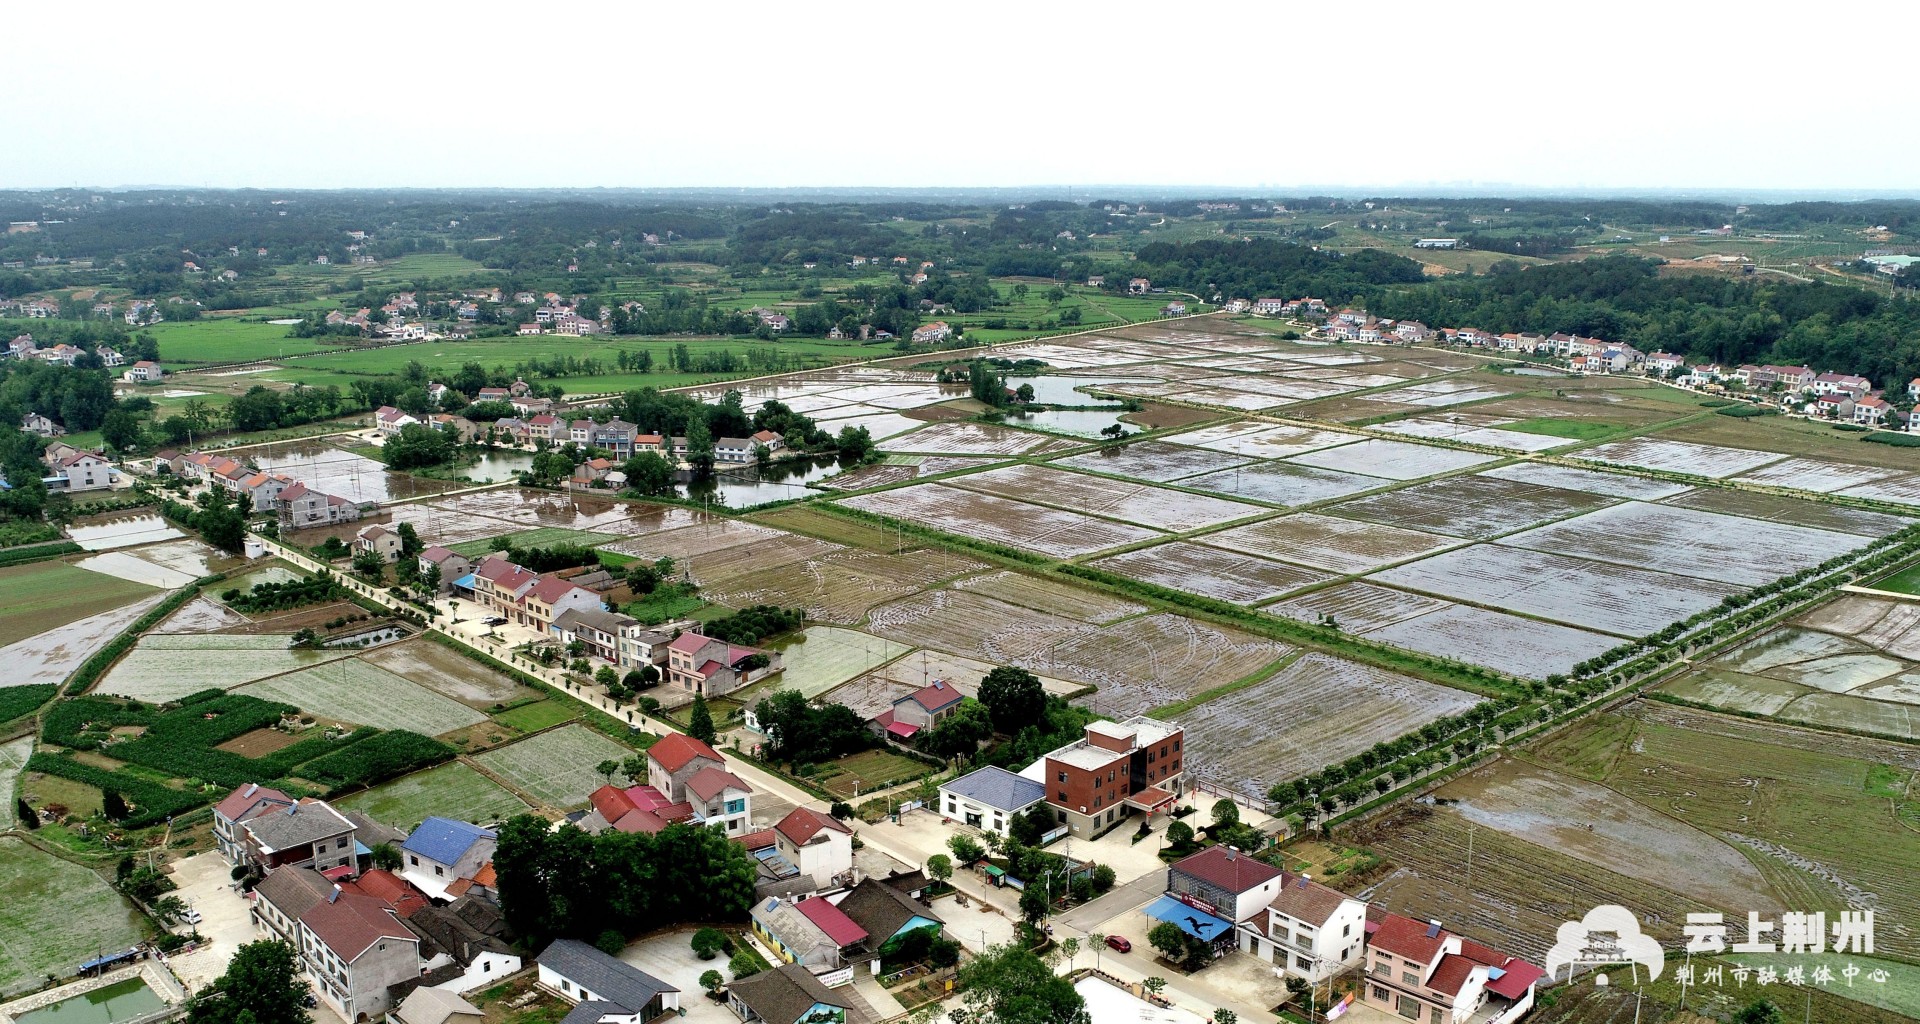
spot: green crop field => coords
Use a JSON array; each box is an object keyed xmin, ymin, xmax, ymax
[
  {"xmin": 814, "ymin": 748, "xmax": 934, "ymax": 799},
  {"xmin": 1721, "ymin": 953, "xmax": 1920, "ymax": 1017},
  {"xmin": 491, "ymin": 699, "xmax": 581, "ymax": 733},
  {"xmin": 336, "ymin": 760, "xmax": 530, "ymax": 831},
  {"xmin": 0, "ymin": 837, "xmax": 148, "ymax": 997},
  {"xmin": 1502, "ymin": 417, "xmax": 1621, "ymax": 441},
  {"xmin": 146, "ymin": 319, "xmax": 340, "ymax": 365},
  {"xmin": 240, "ymin": 657, "xmax": 488, "ymax": 736},
  {"xmin": 1866, "ymin": 562, "xmax": 1920, "ymax": 596},
  {"xmin": 473, "ymin": 724, "xmax": 634, "ymax": 810},
  {"xmin": 0, "ymin": 561, "xmax": 157, "ymax": 648},
  {"xmin": 448, "ymin": 528, "xmax": 623, "ymax": 558}
]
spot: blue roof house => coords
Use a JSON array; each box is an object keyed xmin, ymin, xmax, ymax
[
  {"xmin": 937, "ymin": 765, "xmax": 1047, "ymax": 837},
  {"xmin": 401, "ymin": 817, "xmax": 497, "ymax": 898}
]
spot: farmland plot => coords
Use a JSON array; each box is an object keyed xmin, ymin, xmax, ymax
[
  {"xmin": 1663, "ymin": 487, "xmax": 1912, "ymax": 537},
  {"xmin": 72, "ymin": 549, "xmax": 200, "ymax": 589},
  {"xmin": 1167, "ymin": 422, "xmax": 1359, "ymax": 459},
  {"xmin": 242, "ymin": 658, "xmax": 488, "ymax": 736},
  {"xmin": 880, "ymin": 421, "xmax": 1084, "ymax": 457},
  {"xmin": 419, "ymin": 488, "xmax": 706, "ymax": 536},
  {"xmin": 0, "ymin": 838, "xmax": 148, "ymax": 998},
  {"xmin": 1204, "ymin": 513, "xmax": 1461, "ymax": 574},
  {"xmin": 1159, "ymin": 385, "xmax": 1288, "ymax": 411},
  {"xmin": 1498, "ymin": 502, "xmax": 1868, "ymax": 587},
  {"xmin": 1180, "ymin": 461, "xmax": 1385, "ymax": 507},
  {"xmin": 1661, "ymin": 623, "xmax": 1920, "ymax": 735},
  {"xmin": 837, "ymin": 484, "xmax": 1161, "ymax": 557},
  {"xmin": 0, "ymin": 593, "xmax": 166, "ymax": 688},
  {"xmin": 1092, "ymin": 542, "xmax": 1334, "ymax": 604},
  {"xmin": 1263, "ymin": 582, "xmax": 1452, "ymax": 631},
  {"xmin": 1052, "ymin": 441, "xmax": 1254, "ymax": 483},
  {"xmin": 363, "ymin": 639, "xmax": 533, "ymax": 707},
  {"xmin": 952, "ymin": 571, "xmax": 1145, "ymax": 623},
  {"xmin": 810, "ymin": 410, "xmax": 925, "ymax": 440},
  {"xmin": 1837, "ymin": 473, "xmax": 1920, "ymax": 508},
  {"xmin": 337, "ymin": 762, "xmax": 531, "ymax": 830},
  {"xmin": 1574, "ymin": 437, "xmax": 1785, "ymax": 478},
  {"xmin": 671, "ymin": 532, "xmax": 843, "ymax": 590},
  {"xmin": 1372, "ymin": 416, "xmax": 1571, "ymax": 452},
  {"xmin": 1370, "ymin": 544, "xmax": 1736, "ymax": 636},
  {"xmin": 0, "ymin": 737, "xmax": 29, "ymax": 828},
  {"xmin": 946, "ymin": 464, "xmax": 1268, "ymax": 531},
  {"xmin": 763, "ymin": 627, "xmax": 913, "ymax": 699},
  {"xmin": 1033, "ymin": 614, "xmax": 1291, "ymax": 716},
  {"xmin": 1730, "ymin": 456, "xmax": 1902, "ymax": 493},
  {"xmin": 868, "ymin": 590, "xmax": 1101, "ymax": 666},
  {"xmin": 1323, "ymin": 475, "xmax": 1614, "ymax": 540},
  {"xmin": 1477, "ymin": 461, "xmax": 1694, "ymax": 500},
  {"xmin": 701, "ymin": 546, "xmax": 987, "ymax": 625},
  {"xmin": 95, "ymin": 634, "xmax": 350, "ymax": 701},
  {"xmin": 600, "ymin": 519, "xmax": 786, "ymax": 562},
  {"xmin": 1180, "ymin": 654, "xmax": 1478, "ymax": 797},
  {"xmin": 864, "ymin": 650, "xmax": 1080, "ymax": 699},
  {"xmin": 1364, "ymin": 604, "xmax": 1621, "ymax": 678},
  {"xmin": 474, "ymin": 725, "xmax": 635, "ymax": 810},
  {"xmin": 1287, "ymin": 438, "xmax": 1500, "ymax": 480},
  {"xmin": 1797, "ymin": 596, "xmax": 1920, "ymax": 660}
]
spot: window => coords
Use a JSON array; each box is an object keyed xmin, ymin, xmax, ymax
[
  {"xmin": 409, "ymin": 855, "xmax": 419, "ymax": 866},
  {"xmin": 1396, "ymin": 995, "xmax": 1420, "ymax": 1020},
  {"xmin": 1173, "ymin": 739, "xmax": 1181, "ymax": 752},
  {"xmin": 1430, "ymin": 1010, "xmax": 1443, "ymax": 1024},
  {"xmin": 1296, "ymin": 954, "xmax": 1312, "ymax": 971},
  {"xmin": 1057, "ymin": 791, "xmax": 1067, "ymax": 803},
  {"xmin": 1401, "ymin": 972, "xmax": 1419, "ymax": 986},
  {"xmin": 336, "ymin": 838, "xmax": 348, "ymax": 850},
  {"xmin": 1372, "ymin": 986, "xmax": 1388, "ymax": 1002},
  {"xmin": 1057, "ymin": 772, "xmax": 1068, "ymax": 783},
  {"xmin": 435, "ymin": 865, "xmax": 444, "ymax": 876},
  {"xmin": 1093, "ymin": 796, "xmax": 1101, "ymax": 808},
  {"xmin": 1344, "ymin": 923, "xmax": 1352, "ymax": 937}
]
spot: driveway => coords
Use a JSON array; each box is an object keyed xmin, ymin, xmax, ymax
[
  {"xmin": 162, "ymin": 851, "xmax": 255, "ymax": 989},
  {"xmin": 618, "ymin": 928, "xmax": 738, "ymax": 1024},
  {"xmin": 1057, "ymin": 869, "xmax": 1162, "ymax": 931}
]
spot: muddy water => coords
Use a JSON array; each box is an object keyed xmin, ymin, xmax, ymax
[
  {"xmin": 0, "ymin": 594, "xmax": 168, "ymax": 687},
  {"xmin": 66, "ymin": 514, "xmax": 182, "ymax": 551}
]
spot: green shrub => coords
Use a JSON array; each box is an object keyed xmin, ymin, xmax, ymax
[
  {"xmin": 1832, "ymin": 423, "xmax": 1871, "ymax": 432},
  {"xmin": 1862, "ymin": 431, "xmax": 1920, "ymax": 447},
  {"xmin": 0, "ymin": 541, "xmax": 82, "ymax": 567},
  {"xmin": 1713, "ymin": 404, "xmax": 1770, "ymax": 418},
  {"xmin": 0, "ymin": 684, "xmax": 58, "ymax": 727},
  {"xmin": 1698, "ymin": 399, "xmax": 1733, "ymax": 408},
  {"xmin": 301, "ymin": 730, "xmax": 456, "ymax": 790},
  {"xmin": 24, "ymin": 752, "xmax": 205, "ymax": 827}
]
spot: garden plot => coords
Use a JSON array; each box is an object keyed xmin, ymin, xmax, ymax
[
  {"xmin": 1180, "ymin": 461, "xmax": 1386, "ymax": 507},
  {"xmin": 337, "ymin": 761, "xmax": 531, "ymax": 831},
  {"xmin": 1372, "ymin": 416, "xmax": 1571, "ymax": 453},
  {"xmin": 1730, "ymin": 457, "xmax": 1901, "ymax": 493},
  {"xmin": 945, "ymin": 464, "xmax": 1269, "ymax": 531},
  {"xmin": 1498, "ymin": 502, "xmax": 1868, "ymax": 587},
  {"xmin": 1263, "ymin": 582, "xmax": 1453, "ymax": 631},
  {"xmin": 880, "ymin": 421, "xmax": 1084, "ymax": 456},
  {"xmin": 952, "ymin": 572, "xmax": 1145, "ymax": 623},
  {"xmin": 1371, "ymin": 545, "xmax": 1735, "ymax": 636},
  {"xmin": 1477, "ymin": 462, "xmax": 1694, "ymax": 501},
  {"xmin": 474, "ymin": 725, "xmax": 636, "ymax": 810},
  {"xmin": 1092, "ymin": 542, "xmax": 1334, "ymax": 604},
  {"xmin": 241, "ymin": 658, "xmax": 487, "ymax": 736},
  {"xmin": 1662, "ymin": 488, "xmax": 1912, "ymax": 537},
  {"xmin": 1574, "ymin": 437, "xmax": 1785, "ymax": 478},
  {"xmin": 446, "ymin": 528, "xmax": 622, "ymax": 558},
  {"xmin": 363, "ymin": 639, "xmax": 533, "ymax": 707},
  {"xmin": 1365, "ymin": 604, "xmax": 1621, "ymax": 679},
  {"xmin": 837, "ymin": 484, "xmax": 1161, "ymax": 558},
  {"xmin": 699, "ymin": 546, "xmax": 988, "ymax": 625},
  {"xmin": 1836, "ymin": 473, "xmax": 1920, "ymax": 508},
  {"xmin": 1180, "ymin": 654, "xmax": 1479, "ymax": 797},
  {"xmin": 1052, "ymin": 441, "xmax": 1253, "ymax": 483},
  {"xmin": 1780, "ymin": 692, "xmax": 1920, "ymax": 738},
  {"xmin": 1661, "ymin": 622, "xmax": 1920, "ymax": 733},
  {"xmin": 1323, "ymin": 475, "xmax": 1616, "ymax": 540},
  {"xmin": 1165, "ymin": 422, "xmax": 1354, "ymax": 459},
  {"xmin": 763, "ymin": 627, "xmax": 913, "ymax": 700},
  {"xmin": 1287, "ymin": 438, "xmax": 1500, "ymax": 481},
  {"xmin": 94, "ymin": 634, "xmax": 350, "ymax": 702},
  {"xmin": 0, "ymin": 837, "xmax": 148, "ymax": 998},
  {"xmin": 0, "ymin": 593, "xmax": 166, "ymax": 687},
  {"xmin": 1204, "ymin": 513, "xmax": 1461, "ymax": 574}
]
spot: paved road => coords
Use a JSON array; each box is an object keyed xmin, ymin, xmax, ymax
[{"xmin": 1057, "ymin": 869, "xmax": 1161, "ymax": 931}]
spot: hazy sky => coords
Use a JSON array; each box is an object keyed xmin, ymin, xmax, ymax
[{"xmin": 6, "ymin": 1, "xmax": 1913, "ymax": 194}]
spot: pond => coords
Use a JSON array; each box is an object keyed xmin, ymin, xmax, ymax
[
  {"xmin": 459, "ymin": 449, "xmax": 537, "ymax": 482},
  {"xmin": 246, "ymin": 440, "xmax": 450, "ymax": 504},
  {"xmin": 1002, "ymin": 407, "xmax": 1129, "ymax": 438},
  {"xmin": 1013, "ymin": 375, "xmax": 1151, "ymax": 406},
  {"xmin": 14, "ymin": 978, "xmax": 165, "ymax": 1024},
  {"xmin": 685, "ymin": 456, "xmax": 849, "ymax": 507},
  {"xmin": 67, "ymin": 514, "xmax": 184, "ymax": 551}
]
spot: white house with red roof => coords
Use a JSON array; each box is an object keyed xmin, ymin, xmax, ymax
[
  {"xmin": 664, "ymin": 631, "xmax": 778, "ymax": 700},
  {"xmin": 52, "ymin": 450, "xmax": 115, "ymax": 492},
  {"xmin": 771, "ymin": 807, "xmax": 853, "ymax": 890},
  {"xmin": 582, "ymin": 782, "xmax": 693, "ymax": 835},
  {"xmin": 376, "ymin": 406, "xmax": 419, "ymax": 436},
  {"xmin": 1361, "ymin": 913, "xmax": 1545, "ymax": 1024},
  {"xmin": 123, "ymin": 360, "xmax": 165, "ymax": 383},
  {"xmin": 874, "ymin": 679, "xmax": 964, "ymax": 741},
  {"xmin": 276, "ymin": 481, "xmax": 362, "ymax": 529},
  {"xmin": 684, "ymin": 763, "xmax": 754, "ymax": 835},
  {"xmin": 300, "ymin": 886, "xmax": 423, "ymax": 1020},
  {"xmin": 470, "ymin": 556, "xmax": 604, "ymax": 633},
  {"xmin": 1854, "ymin": 393, "xmax": 1893, "ymax": 426},
  {"xmin": 1246, "ymin": 870, "xmax": 1368, "ymax": 982},
  {"xmin": 646, "ymin": 733, "xmax": 728, "ymax": 804}
]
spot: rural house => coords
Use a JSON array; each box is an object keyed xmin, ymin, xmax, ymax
[
  {"xmin": 749, "ymin": 895, "xmax": 867, "ymax": 970},
  {"xmin": 417, "ymin": 547, "xmax": 471, "ymax": 592},
  {"xmin": 276, "ymin": 481, "xmax": 363, "ymax": 530},
  {"xmin": 873, "ymin": 679, "xmax": 963, "ymax": 741},
  {"xmin": 123, "ymin": 360, "xmax": 165, "ymax": 382},
  {"xmin": 938, "ymin": 766, "xmax": 1047, "ymax": 837},
  {"xmin": 664, "ymin": 630, "xmax": 778, "ymax": 699},
  {"xmin": 770, "ymin": 806, "xmax": 853, "ymax": 891},
  {"xmin": 1360, "ymin": 914, "xmax": 1545, "ymax": 1024},
  {"xmin": 1246, "ymin": 870, "xmax": 1369, "ymax": 981},
  {"xmin": 401, "ymin": 818, "xmax": 498, "ymax": 899},
  {"xmin": 354, "ymin": 524, "xmax": 405, "ymax": 563},
  {"xmin": 726, "ymin": 962, "xmax": 851, "ymax": 1024},
  {"xmin": 1024, "ymin": 716, "xmax": 1186, "ymax": 838},
  {"xmin": 224, "ymin": 792, "xmax": 359, "ymax": 875},
  {"xmin": 536, "ymin": 938, "xmax": 682, "ymax": 1022}
]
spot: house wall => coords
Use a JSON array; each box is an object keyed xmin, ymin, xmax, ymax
[{"xmin": 428, "ymin": 950, "xmax": 522, "ymax": 995}]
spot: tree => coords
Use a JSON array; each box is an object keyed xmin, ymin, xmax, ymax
[
  {"xmin": 728, "ymin": 951, "xmax": 761, "ymax": 980},
  {"xmin": 699, "ymin": 969, "xmax": 724, "ymax": 994},
  {"xmin": 368, "ymin": 843, "xmax": 402, "ymax": 871},
  {"xmin": 1015, "ymin": 382, "xmax": 1035, "ymax": 403},
  {"xmin": 978, "ymin": 666, "xmax": 1046, "ymax": 735},
  {"xmin": 100, "ymin": 409, "xmax": 143, "ymax": 453},
  {"xmin": 593, "ymin": 929, "xmax": 626, "ymax": 955},
  {"xmin": 384, "ymin": 421, "xmax": 455, "ymax": 470},
  {"xmin": 752, "ymin": 443, "xmax": 772, "ymax": 473},
  {"xmin": 1164, "ymin": 820, "xmax": 1194, "ymax": 852},
  {"xmin": 688, "ymin": 695, "xmax": 717, "ymax": 745},
  {"xmin": 1211, "ymin": 799, "xmax": 1240, "ymax": 829},
  {"xmin": 835, "ymin": 424, "xmax": 874, "ymax": 463},
  {"xmin": 1007, "ymin": 804, "xmax": 1057, "ymax": 848},
  {"xmin": 954, "ymin": 944, "xmax": 1090, "ymax": 1024},
  {"xmin": 691, "ymin": 927, "xmax": 727, "ymax": 960},
  {"xmin": 925, "ymin": 854, "xmax": 953, "ymax": 889},
  {"xmin": 1734, "ymin": 1001, "xmax": 1785, "ymax": 1024},
  {"xmin": 595, "ymin": 666, "xmax": 617, "ymax": 688},
  {"xmin": 1214, "ymin": 1011, "xmax": 1237, "ymax": 1024},
  {"xmin": 1018, "ymin": 880, "xmax": 1050, "ymax": 925},
  {"xmin": 948, "ymin": 834, "xmax": 985, "ymax": 866},
  {"xmin": 621, "ymin": 755, "xmax": 647, "ymax": 785},
  {"xmin": 1091, "ymin": 864, "xmax": 1116, "ymax": 893},
  {"xmin": 596, "ymin": 759, "xmax": 620, "ymax": 784},
  {"xmin": 918, "ymin": 697, "xmax": 992, "ymax": 759},
  {"xmin": 16, "ymin": 797, "xmax": 38, "ymax": 830},
  {"xmin": 1148, "ymin": 921, "xmax": 1188, "ymax": 961},
  {"xmin": 622, "ymin": 450, "xmax": 676, "ymax": 497},
  {"xmin": 102, "ymin": 789, "xmax": 129, "ymax": 821},
  {"xmin": 352, "ymin": 548, "xmax": 385, "ymax": 581},
  {"xmin": 396, "ymin": 522, "xmax": 422, "ymax": 558},
  {"xmin": 1143, "ymin": 977, "xmax": 1167, "ymax": 999},
  {"xmin": 185, "ymin": 940, "xmax": 312, "ymax": 1024},
  {"xmin": 684, "ymin": 416, "xmax": 715, "ymax": 477}
]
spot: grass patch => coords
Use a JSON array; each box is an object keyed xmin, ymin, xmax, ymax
[
  {"xmin": 621, "ymin": 589, "xmax": 706, "ymax": 625},
  {"xmin": 0, "ymin": 837, "xmax": 150, "ymax": 997},
  {"xmin": 492, "ymin": 700, "xmax": 581, "ymax": 733},
  {"xmin": 446, "ymin": 528, "xmax": 623, "ymax": 559},
  {"xmin": 1862, "ymin": 431, "xmax": 1920, "ymax": 447},
  {"xmin": 335, "ymin": 760, "xmax": 530, "ymax": 830},
  {"xmin": 813, "ymin": 748, "xmax": 935, "ymax": 799},
  {"xmin": 1713, "ymin": 404, "xmax": 1772, "ymax": 418},
  {"xmin": 1865, "ymin": 561, "xmax": 1920, "ymax": 596},
  {"xmin": 0, "ymin": 561, "xmax": 157, "ymax": 647},
  {"xmin": 1499, "ymin": 417, "xmax": 1620, "ymax": 441}
]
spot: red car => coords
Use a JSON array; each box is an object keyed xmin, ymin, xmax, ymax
[{"xmin": 1105, "ymin": 935, "xmax": 1132, "ymax": 953}]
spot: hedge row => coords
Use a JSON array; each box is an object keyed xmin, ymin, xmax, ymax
[
  {"xmin": 1862, "ymin": 431, "xmax": 1920, "ymax": 447},
  {"xmin": 0, "ymin": 541, "xmax": 83, "ymax": 568}
]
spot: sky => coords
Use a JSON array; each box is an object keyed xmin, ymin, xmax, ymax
[{"xmin": 5, "ymin": 1, "xmax": 1914, "ymax": 195}]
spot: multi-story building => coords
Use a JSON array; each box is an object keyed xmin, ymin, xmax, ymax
[
  {"xmin": 471, "ymin": 556, "xmax": 604, "ymax": 633},
  {"xmin": 212, "ymin": 784, "xmax": 357, "ymax": 875},
  {"xmin": 1024, "ymin": 717, "xmax": 1185, "ymax": 838},
  {"xmin": 664, "ymin": 631, "xmax": 777, "ymax": 699},
  {"xmin": 645, "ymin": 733, "xmax": 727, "ymax": 804},
  {"xmin": 355, "ymin": 524, "xmax": 405, "ymax": 563},
  {"xmin": 418, "ymin": 546, "xmax": 471, "ymax": 592},
  {"xmin": 1361, "ymin": 914, "xmax": 1545, "ymax": 1024},
  {"xmin": 551, "ymin": 607, "xmax": 637, "ymax": 664},
  {"xmin": 300, "ymin": 887, "xmax": 422, "ymax": 1021},
  {"xmin": 276, "ymin": 482, "xmax": 363, "ymax": 530},
  {"xmin": 1247, "ymin": 871, "xmax": 1369, "ymax": 982},
  {"xmin": 400, "ymin": 817, "xmax": 497, "ymax": 900},
  {"xmin": 213, "ymin": 783, "xmax": 295, "ymax": 864},
  {"xmin": 770, "ymin": 807, "xmax": 852, "ymax": 890}
]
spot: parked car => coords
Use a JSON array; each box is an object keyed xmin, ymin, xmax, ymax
[
  {"xmin": 181, "ymin": 909, "xmax": 203, "ymax": 925},
  {"xmin": 1105, "ymin": 935, "xmax": 1132, "ymax": 953}
]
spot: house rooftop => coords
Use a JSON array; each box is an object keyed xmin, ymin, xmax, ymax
[
  {"xmin": 647, "ymin": 733, "xmax": 724, "ymax": 774},
  {"xmin": 728, "ymin": 963, "xmax": 848, "ymax": 1024},
  {"xmin": 401, "ymin": 817, "xmax": 495, "ymax": 866},
  {"xmin": 941, "ymin": 766, "xmax": 1046, "ymax": 813},
  {"xmin": 538, "ymin": 938, "xmax": 679, "ymax": 1012},
  {"xmin": 1170, "ymin": 845, "xmax": 1282, "ymax": 896},
  {"xmin": 773, "ymin": 806, "xmax": 850, "ymax": 847}
]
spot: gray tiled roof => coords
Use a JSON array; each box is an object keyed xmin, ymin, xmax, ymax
[
  {"xmin": 242, "ymin": 800, "xmax": 354, "ymax": 853},
  {"xmin": 941, "ymin": 765, "xmax": 1046, "ymax": 813},
  {"xmin": 539, "ymin": 939, "xmax": 678, "ymax": 1013},
  {"xmin": 729, "ymin": 963, "xmax": 846, "ymax": 1024}
]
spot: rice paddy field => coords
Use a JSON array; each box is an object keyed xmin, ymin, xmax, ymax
[
  {"xmin": 759, "ymin": 626, "xmax": 913, "ymax": 699},
  {"xmin": 472, "ymin": 724, "xmax": 635, "ymax": 810},
  {"xmin": 1363, "ymin": 604, "xmax": 1621, "ymax": 678},
  {"xmin": 943, "ymin": 463, "xmax": 1269, "ymax": 530},
  {"xmin": 93, "ymin": 634, "xmax": 350, "ymax": 702},
  {"xmin": 1574, "ymin": 437, "xmax": 1787, "ymax": 478},
  {"xmin": 1203, "ymin": 513, "xmax": 1462, "ymax": 574},
  {"xmin": 239, "ymin": 658, "xmax": 488, "ymax": 737},
  {"xmin": 0, "ymin": 837, "xmax": 148, "ymax": 998},
  {"xmin": 837, "ymin": 484, "xmax": 1161, "ymax": 557},
  {"xmin": 0, "ymin": 593, "xmax": 167, "ymax": 688},
  {"xmin": 1091, "ymin": 541, "xmax": 1334, "ymax": 604},
  {"xmin": 0, "ymin": 561, "xmax": 159, "ymax": 647},
  {"xmin": 1179, "ymin": 653, "xmax": 1480, "ymax": 797},
  {"xmin": 336, "ymin": 760, "xmax": 531, "ymax": 831},
  {"xmin": 1498, "ymin": 501, "xmax": 1877, "ymax": 586},
  {"xmin": 362, "ymin": 639, "xmax": 537, "ymax": 707},
  {"xmin": 1322, "ymin": 474, "xmax": 1613, "ymax": 540}
]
